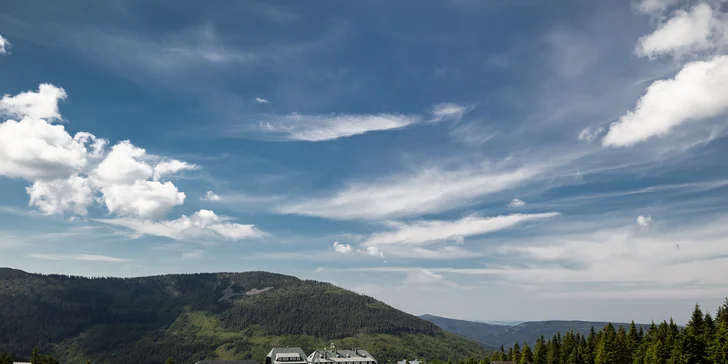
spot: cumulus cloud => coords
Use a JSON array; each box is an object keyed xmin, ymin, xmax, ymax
[
  {"xmin": 603, "ymin": 56, "xmax": 728, "ymax": 147},
  {"xmin": 637, "ymin": 215, "xmax": 653, "ymax": 228},
  {"xmin": 0, "ymin": 117, "xmax": 94, "ymax": 180},
  {"xmin": 202, "ymin": 190, "xmax": 222, "ymax": 201},
  {"xmin": 97, "ymin": 209, "xmax": 265, "ymax": 241},
  {"xmin": 26, "ymin": 175, "xmax": 93, "ymax": 216},
  {"xmin": 28, "ymin": 253, "xmax": 129, "ymax": 262},
  {"xmin": 430, "ymin": 103, "xmax": 470, "ymax": 122},
  {"xmin": 333, "ymin": 241, "xmax": 353, "ymax": 254},
  {"xmin": 280, "ymin": 164, "xmax": 541, "ymax": 220},
  {"xmin": 362, "ymin": 212, "xmax": 559, "ymax": 246},
  {"xmin": 255, "ymin": 97, "xmax": 269, "ymax": 104},
  {"xmin": 0, "ymin": 35, "xmax": 10, "ymax": 55},
  {"xmin": 258, "ymin": 113, "xmax": 420, "ymax": 141},
  {"xmin": 0, "ymin": 84, "xmax": 251, "ymax": 237},
  {"xmin": 635, "ymin": 3, "xmax": 725, "ymax": 59},
  {"xmin": 91, "ymin": 141, "xmax": 188, "ymax": 219},
  {"xmin": 0, "ymin": 84, "xmax": 67, "ymax": 121},
  {"xmin": 578, "ymin": 127, "xmax": 604, "ymax": 142},
  {"xmin": 508, "ymin": 198, "xmax": 526, "ymax": 208}
]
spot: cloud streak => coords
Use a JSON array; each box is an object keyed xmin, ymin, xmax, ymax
[
  {"xmin": 257, "ymin": 113, "xmax": 420, "ymax": 141},
  {"xmin": 280, "ymin": 164, "xmax": 542, "ymax": 220},
  {"xmin": 28, "ymin": 253, "xmax": 129, "ymax": 262},
  {"xmin": 363, "ymin": 212, "xmax": 559, "ymax": 246}
]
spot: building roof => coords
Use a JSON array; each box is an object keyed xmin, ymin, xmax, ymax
[
  {"xmin": 307, "ymin": 349, "xmax": 376, "ymax": 363},
  {"xmin": 195, "ymin": 361, "xmax": 258, "ymax": 364},
  {"xmin": 267, "ymin": 347, "xmax": 307, "ymax": 363}
]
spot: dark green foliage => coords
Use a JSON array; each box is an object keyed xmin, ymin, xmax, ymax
[
  {"xmin": 500, "ymin": 299, "xmax": 728, "ymax": 364},
  {"xmin": 166, "ymin": 357, "xmax": 175, "ymax": 364},
  {"xmin": 0, "ymin": 352, "xmax": 12, "ymax": 364},
  {"xmin": 0, "ymin": 269, "xmax": 487, "ymax": 364}
]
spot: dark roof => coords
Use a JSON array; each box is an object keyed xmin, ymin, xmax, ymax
[{"xmin": 195, "ymin": 361, "xmax": 258, "ymax": 364}]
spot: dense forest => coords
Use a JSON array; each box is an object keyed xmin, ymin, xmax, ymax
[
  {"xmin": 0, "ymin": 268, "xmax": 486, "ymax": 363},
  {"xmin": 477, "ymin": 300, "xmax": 728, "ymax": 364}
]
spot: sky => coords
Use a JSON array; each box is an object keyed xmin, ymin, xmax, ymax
[{"xmin": 1, "ymin": 0, "xmax": 728, "ymax": 325}]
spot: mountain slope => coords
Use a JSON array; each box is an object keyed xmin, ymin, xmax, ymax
[
  {"xmin": 0, "ymin": 268, "xmax": 487, "ymax": 364},
  {"xmin": 420, "ymin": 314, "xmax": 652, "ymax": 349}
]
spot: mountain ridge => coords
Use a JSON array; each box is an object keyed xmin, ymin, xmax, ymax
[
  {"xmin": 420, "ymin": 314, "xmax": 653, "ymax": 349},
  {"xmin": 0, "ymin": 268, "xmax": 487, "ymax": 364}
]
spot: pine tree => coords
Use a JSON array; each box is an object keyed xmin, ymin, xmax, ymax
[
  {"xmin": 716, "ymin": 297, "xmax": 728, "ymax": 326},
  {"xmin": 710, "ymin": 321, "xmax": 728, "ymax": 364},
  {"xmin": 704, "ymin": 312, "xmax": 716, "ymax": 341},
  {"xmin": 534, "ymin": 335, "xmax": 547, "ymax": 364},
  {"xmin": 31, "ymin": 347, "xmax": 40, "ymax": 364},
  {"xmin": 499, "ymin": 345, "xmax": 507, "ymax": 361},
  {"xmin": 513, "ymin": 342, "xmax": 522, "ymax": 363},
  {"xmin": 595, "ymin": 323, "xmax": 618, "ymax": 364},
  {"xmin": 0, "ymin": 352, "xmax": 13, "ymax": 364},
  {"xmin": 547, "ymin": 332, "xmax": 561, "ymax": 364},
  {"xmin": 520, "ymin": 343, "xmax": 534, "ymax": 364}
]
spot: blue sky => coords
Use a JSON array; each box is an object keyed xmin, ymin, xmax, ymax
[{"xmin": 2, "ymin": 0, "xmax": 728, "ymax": 325}]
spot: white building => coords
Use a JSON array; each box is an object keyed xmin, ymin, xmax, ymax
[
  {"xmin": 266, "ymin": 347, "xmax": 308, "ymax": 364},
  {"xmin": 306, "ymin": 348, "xmax": 377, "ymax": 364}
]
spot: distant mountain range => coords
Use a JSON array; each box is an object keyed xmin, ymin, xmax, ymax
[
  {"xmin": 420, "ymin": 314, "xmax": 651, "ymax": 349},
  {"xmin": 0, "ymin": 268, "xmax": 487, "ymax": 364}
]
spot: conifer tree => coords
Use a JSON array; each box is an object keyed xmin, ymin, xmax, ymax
[
  {"xmin": 0, "ymin": 352, "xmax": 13, "ymax": 364},
  {"xmin": 710, "ymin": 320, "xmax": 728, "ymax": 364},
  {"xmin": 513, "ymin": 342, "xmax": 522, "ymax": 363},
  {"xmin": 547, "ymin": 332, "xmax": 561, "ymax": 364},
  {"xmin": 534, "ymin": 335, "xmax": 547, "ymax": 364},
  {"xmin": 520, "ymin": 342, "xmax": 533, "ymax": 364}
]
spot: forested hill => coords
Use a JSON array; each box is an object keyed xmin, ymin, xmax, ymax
[
  {"xmin": 420, "ymin": 314, "xmax": 651, "ymax": 348},
  {"xmin": 0, "ymin": 268, "xmax": 487, "ymax": 364}
]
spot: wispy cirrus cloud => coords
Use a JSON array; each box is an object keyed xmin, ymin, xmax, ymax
[
  {"xmin": 279, "ymin": 163, "xmax": 543, "ymax": 220},
  {"xmin": 255, "ymin": 113, "xmax": 420, "ymax": 141},
  {"xmin": 363, "ymin": 213, "xmax": 559, "ymax": 246},
  {"xmin": 28, "ymin": 253, "xmax": 129, "ymax": 262}
]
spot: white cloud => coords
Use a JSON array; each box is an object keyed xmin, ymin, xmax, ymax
[
  {"xmin": 27, "ymin": 253, "xmax": 129, "ymax": 262},
  {"xmin": 405, "ymin": 269, "xmax": 445, "ymax": 285},
  {"xmin": 280, "ymin": 164, "xmax": 542, "ymax": 220},
  {"xmin": 635, "ymin": 3, "xmax": 724, "ymax": 59},
  {"xmin": 508, "ymin": 198, "xmax": 526, "ymax": 208},
  {"xmin": 0, "ymin": 117, "xmax": 93, "ymax": 180},
  {"xmin": 449, "ymin": 122, "xmax": 495, "ymax": 147},
  {"xmin": 315, "ymin": 266, "xmax": 325, "ymax": 272},
  {"xmin": 603, "ymin": 56, "xmax": 728, "ymax": 147},
  {"xmin": 637, "ymin": 215, "xmax": 653, "ymax": 228},
  {"xmin": 258, "ymin": 113, "xmax": 420, "ymax": 141},
  {"xmin": 182, "ymin": 249, "xmax": 204, "ymax": 260},
  {"xmin": 577, "ymin": 127, "xmax": 604, "ymax": 142},
  {"xmin": 26, "ymin": 175, "xmax": 93, "ymax": 216},
  {"xmin": 255, "ymin": 97, "xmax": 269, "ymax": 104},
  {"xmin": 91, "ymin": 141, "xmax": 187, "ymax": 219},
  {"xmin": 0, "ymin": 84, "xmax": 67, "ymax": 121},
  {"xmin": 430, "ymin": 103, "xmax": 470, "ymax": 122},
  {"xmin": 358, "ymin": 246, "xmax": 385, "ymax": 258},
  {"xmin": 153, "ymin": 159, "xmax": 197, "ymax": 181},
  {"xmin": 96, "ymin": 209, "xmax": 265, "ymax": 241},
  {"xmin": 202, "ymin": 190, "xmax": 222, "ymax": 201},
  {"xmin": 0, "ymin": 35, "xmax": 10, "ymax": 55},
  {"xmin": 635, "ymin": 0, "xmax": 678, "ymax": 14},
  {"xmin": 363, "ymin": 213, "xmax": 559, "ymax": 246},
  {"xmin": 333, "ymin": 241, "xmax": 353, "ymax": 254}
]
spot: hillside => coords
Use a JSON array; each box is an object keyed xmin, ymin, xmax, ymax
[
  {"xmin": 420, "ymin": 314, "xmax": 651, "ymax": 349},
  {"xmin": 0, "ymin": 268, "xmax": 487, "ymax": 364}
]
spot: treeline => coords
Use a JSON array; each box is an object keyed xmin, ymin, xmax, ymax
[
  {"xmin": 0, "ymin": 347, "xmax": 60, "ymax": 364},
  {"xmin": 483, "ymin": 299, "xmax": 728, "ymax": 364}
]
